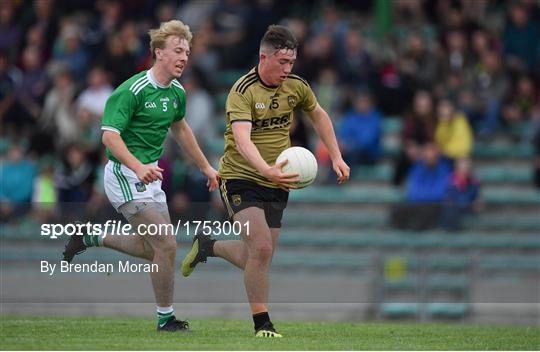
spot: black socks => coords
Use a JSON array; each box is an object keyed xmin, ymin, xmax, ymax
[
  {"xmin": 203, "ymin": 237, "xmax": 216, "ymax": 257},
  {"xmin": 253, "ymin": 311, "xmax": 270, "ymax": 331}
]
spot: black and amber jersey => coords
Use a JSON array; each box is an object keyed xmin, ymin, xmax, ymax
[{"xmin": 219, "ymin": 67, "xmax": 317, "ymax": 188}]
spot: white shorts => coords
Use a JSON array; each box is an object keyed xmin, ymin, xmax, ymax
[{"xmin": 104, "ymin": 160, "xmax": 167, "ymax": 212}]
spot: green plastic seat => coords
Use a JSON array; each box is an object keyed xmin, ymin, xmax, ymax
[
  {"xmin": 427, "ymin": 256, "xmax": 469, "ymax": 271},
  {"xmin": 479, "ymin": 257, "xmax": 540, "ymax": 271},
  {"xmin": 381, "ymin": 303, "xmax": 420, "ymax": 317},
  {"xmin": 427, "ymin": 275, "xmax": 470, "ymax": 291},
  {"xmin": 427, "ymin": 303, "xmax": 469, "ymax": 317},
  {"xmin": 473, "ymin": 143, "xmax": 533, "ymax": 159},
  {"xmin": 383, "ymin": 275, "xmax": 420, "ymax": 291},
  {"xmin": 382, "ymin": 118, "xmax": 402, "ymax": 134},
  {"xmin": 289, "ymin": 186, "xmax": 402, "ymax": 203},
  {"xmin": 477, "ymin": 167, "xmax": 532, "ymax": 183}
]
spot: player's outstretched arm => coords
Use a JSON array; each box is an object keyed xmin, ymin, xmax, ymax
[
  {"xmin": 306, "ymin": 103, "xmax": 350, "ymax": 184},
  {"xmin": 232, "ymin": 121, "xmax": 299, "ymax": 190},
  {"xmin": 102, "ymin": 130, "xmax": 163, "ymax": 184},
  {"xmin": 170, "ymin": 119, "xmax": 219, "ymax": 191}
]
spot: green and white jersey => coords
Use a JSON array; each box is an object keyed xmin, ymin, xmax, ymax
[{"xmin": 101, "ymin": 69, "xmax": 186, "ymax": 164}]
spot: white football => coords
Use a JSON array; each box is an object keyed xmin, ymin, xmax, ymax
[{"xmin": 276, "ymin": 146, "xmax": 318, "ymax": 189}]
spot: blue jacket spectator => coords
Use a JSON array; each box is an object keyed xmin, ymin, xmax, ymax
[
  {"xmin": 338, "ymin": 91, "xmax": 382, "ymax": 165},
  {"xmin": 0, "ymin": 144, "xmax": 36, "ymax": 222},
  {"xmin": 446, "ymin": 176, "xmax": 480, "ymax": 205},
  {"xmin": 406, "ymin": 143, "xmax": 451, "ymax": 203},
  {"xmin": 441, "ymin": 158, "xmax": 481, "ymax": 231},
  {"xmin": 52, "ymin": 23, "xmax": 89, "ymax": 81},
  {"xmin": 0, "ymin": 145, "xmax": 36, "ymax": 203}
]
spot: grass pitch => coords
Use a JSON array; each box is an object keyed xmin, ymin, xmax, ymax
[{"xmin": 1, "ymin": 316, "xmax": 538, "ymax": 350}]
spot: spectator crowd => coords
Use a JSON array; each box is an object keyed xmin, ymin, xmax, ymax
[{"xmin": 1, "ymin": 0, "xmax": 539, "ymax": 230}]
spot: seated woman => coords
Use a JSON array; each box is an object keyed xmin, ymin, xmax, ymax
[{"xmin": 435, "ymin": 98, "xmax": 474, "ymax": 163}]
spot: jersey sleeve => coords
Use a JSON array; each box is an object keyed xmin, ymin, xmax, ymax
[
  {"xmin": 174, "ymin": 88, "xmax": 186, "ymax": 122},
  {"xmin": 226, "ymin": 91, "xmax": 253, "ymax": 122},
  {"xmin": 102, "ymin": 89, "xmax": 138, "ymax": 133},
  {"xmin": 299, "ymin": 81, "xmax": 317, "ymax": 112}
]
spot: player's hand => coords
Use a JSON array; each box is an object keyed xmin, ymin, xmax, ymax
[
  {"xmin": 332, "ymin": 158, "xmax": 350, "ymax": 185},
  {"xmin": 263, "ymin": 159, "xmax": 300, "ymax": 191},
  {"xmin": 203, "ymin": 166, "xmax": 220, "ymax": 192},
  {"xmin": 135, "ymin": 164, "xmax": 163, "ymax": 184}
]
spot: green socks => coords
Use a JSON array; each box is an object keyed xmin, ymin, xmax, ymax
[
  {"xmin": 82, "ymin": 229, "xmax": 104, "ymax": 247},
  {"xmin": 157, "ymin": 307, "xmax": 174, "ymax": 327}
]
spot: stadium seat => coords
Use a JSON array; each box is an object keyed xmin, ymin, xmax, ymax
[
  {"xmin": 283, "ymin": 209, "xmax": 387, "ymax": 227},
  {"xmin": 427, "ymin": 303, "xmax": 469, "ymax": 318},
  {"xmin": 427, "ymin": 256, "xmax": 469, "ymax": 271},
  {"xmin": 351, "ymin": 164, "xmax": 392, "ymax": 182},
  {"xmin": 473, "ymin": 142, "xmax": 533, "ymax": 159},
  {"xmin": 290, "ymin": 185, "xmax": 539, "ymax": 205},
  {"xmin": 382, "ymin": 118, "xmax": 402, "ymax": 134},
  {"xmin": 289, "ymin": 186, "xmax": 402, "ymax": 203},
  {"xmin": 383, "ymin": 275, "xmax": 420, "ymax": 291},
  {"xmin": 427, "ymin": 275, "xmax": 470, "ymax": 292},
  {"xmin": 271, "ymin": 251, "xmax": 373, "ymax": 271},
  {"xmin": 479, "ymin": 257, "xmax": 540, "ymax": 272},
  {"xmin": 380, "ymin": 303, "xmax": 420, "ymax": 318},
  {"xmin": 477, "ymin": 166, "xmax": 532, "ymax": 183},
  {"xmin": 382, "ymin": 142, "xmax": 400, "ymax": 158},
  {"xmin": 482, "ymin": 188, "xmax": 540, "ymax": 204},
  {"xmin": 277, "ymin": 229, "xmax": 540, "ymax": 252},
  {"xmin": 349, "ymin": 164, "xmax": 534, "ymax": 184},
  {"xmin": 464, "ymin": 214, "xmax": 540, "ymax": 232}
]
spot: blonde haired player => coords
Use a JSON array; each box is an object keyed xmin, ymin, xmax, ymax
[
  {"xmin": 181, "ymin": 25, "xmax": 349, "ymax": 337},
  {"xmin": 62, "ymin": 20, "xmax": 219, "ymax": 332}
]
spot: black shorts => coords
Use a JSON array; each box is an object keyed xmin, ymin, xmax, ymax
[{"xmin": 219, "ymin": 179, "xmax": 289, "ymax": 228}]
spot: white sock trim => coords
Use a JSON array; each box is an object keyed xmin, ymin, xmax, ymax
[
  {"xmin": 156, "ymin": 306, "xmax": 174, "ymax": 314},
  {"xmin": 96, "ymin": 231, "xmax": 107, "ymax": 247},
  {"xmin": 88, "ymin": 227, "xmax": 106, "ymax": 247}
]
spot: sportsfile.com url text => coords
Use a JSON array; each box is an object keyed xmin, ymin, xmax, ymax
[{"xmin": 41, "ymin": 220, "xmax": 249, "ymax": 239}]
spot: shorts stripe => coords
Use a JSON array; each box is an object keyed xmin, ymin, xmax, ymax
[
  {"xmin": 113, "ymin": 162, "xmax": 128, "ymax": 201},
  {"xmin": 220, "ymin": 180, "xmax": 234, "ymax": 218},
  {"xmin": 118, "ymin": 163, "xmax": 133, "ymax": 201},
  {"xmin": 114, "ymin": 162, "xmax": 133, "ymax": 201},
  {"xmin": 113, "ymin": 163, "xmax": 128, "ymax": 202},
  {"xmin": 121, "ymin": 169, "xmax": 134, "ymax": 201}
]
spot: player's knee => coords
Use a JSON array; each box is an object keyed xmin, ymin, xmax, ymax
[
  {"xmin": 141, "ymin": 241, "xmax": 155, "ymax": 260},
  {"xmin": 164, "ymin": 240, "xmax": 177, "ymax": 255},
  {"xmin": 119, "ymin": 200, "xmax": 155, "ymax": 221},
  {"xmin": 250, "ymin": 242, "xmax": 273, "ymax": 265},
  {"xmin": 155, "ymin": 240, "xmax": 177, "ymax": 260}
]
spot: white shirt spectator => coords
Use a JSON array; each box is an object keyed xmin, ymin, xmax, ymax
[
  {"xmin": 77, "ymin": 84, "xmax": 113, "ymax": 117},
  {"xmin": 76, "ymin": 66, "xmax": 113, "ymax": 118}
]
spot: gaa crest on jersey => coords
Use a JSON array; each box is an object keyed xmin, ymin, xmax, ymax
[
  {"xmin": 287, "ymin": 95, "xmax": 296, "ymax": 108},
  {"xmin": 232, "ymin": 194, "xmax": 242, "ymax": 206},
  {"xmin": 135, "ymin": 181, "xmax": 146, "ymax": 192},
  {"xmin": 173, "ymin": 99, "xmax": 178, "ymax": 109}
]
